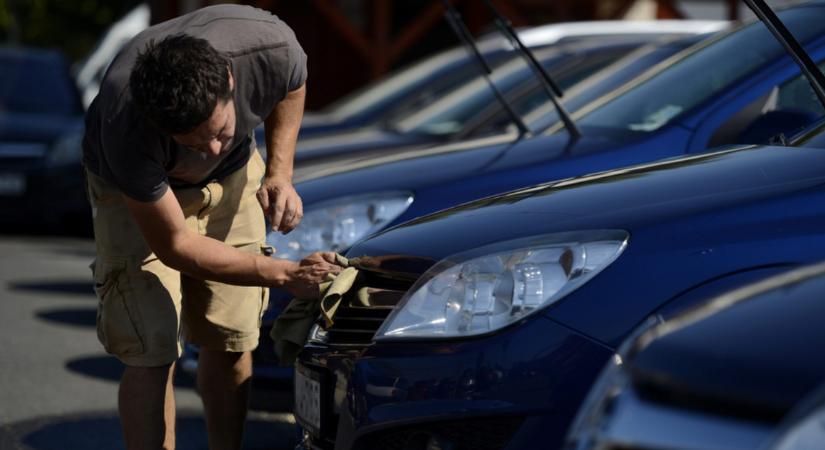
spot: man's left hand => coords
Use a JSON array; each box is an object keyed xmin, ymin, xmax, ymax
[{"xmin": 257, "ymin": 176, "xmax": 303, "ymax": 233}]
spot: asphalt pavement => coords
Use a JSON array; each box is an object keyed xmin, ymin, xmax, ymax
[{"xmin": 0, "ymin": 236, "xmax": 296, "ymax": 449}]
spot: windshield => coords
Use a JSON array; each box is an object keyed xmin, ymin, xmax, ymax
[
  {"xmin": 0, "ymin": 50, "xmax": 81, "ymax": 116},
  {"xmin": 323, "ymin": 39, "xmax": 513, "ymax": 121},
  {"xmin": 575, "ymin": 5, "xmax": 825, "ymax": 134},
  {"xmin": 392, "ymin": 43, "xmax": 638, "ymax": 137},
  {"xmin": 522, "ymin": 34, "xmax": 710, "ymax": 133}
]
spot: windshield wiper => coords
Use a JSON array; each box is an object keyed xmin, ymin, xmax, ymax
[
  {"xmin": 480, "ymin": 0, "xmax": 582, "ymax": 141},
  {"xmin": 440, "ymin": 0, "xmax": 530, "ymax": 138},
  {"xmin": 743, "ymin": 0, "xmax": 825, "ymax": 110}
]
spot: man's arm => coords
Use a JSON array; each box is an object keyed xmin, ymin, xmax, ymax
[
  {"xmin": 124, "ymin": 187, "xmax": 339, "ymax": 298},
  {"xmin": 257, "ymin": 83, "xmax": 306, "ymax": 233}
]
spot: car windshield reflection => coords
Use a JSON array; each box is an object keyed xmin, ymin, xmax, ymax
[{"xmin": 575, "ymin": 7, "xmax": 825, "ymax": 135}]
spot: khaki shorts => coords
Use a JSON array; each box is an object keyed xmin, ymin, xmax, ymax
[{"xmin": 86, "ymin": 152, "xmax": 270, "ymax": 367}]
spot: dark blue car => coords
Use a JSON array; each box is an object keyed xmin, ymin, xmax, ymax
[
  {"xmin": 294, "ymin": 110, "xmax": 825, "ymax": 450},
  {"xmin": 273, "ymin": 2, "xmax": 825, "ymax": 262},
  {"xmin": 0, "ymin": 47, "xmax": 87, "ymax": 228},
  {"xmin": 180, "ymin": 28, "xmax": 725, "ymax": 399},
  {"xmin": 290, "ymin": 2, "xmax": 825, "ymax": 448},
  {"xmin": 286, "ymin": 20, "xmax": 726, "ymax": 141},
  {"xmin": 243, "ymin": 0, "xmax": 825, "ymax": 396},
  {"xmin": 565, "ymin": 258, "xmax": 825, "ymax": 450}
]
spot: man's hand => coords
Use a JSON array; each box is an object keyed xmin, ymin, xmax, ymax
[
  {"xmin": 257, "ymin": 176, "xmax": 303, "ymax": 233},
  {"xmin": 282, "ymin": 252, "xmax": 345, "ymax": 298}
]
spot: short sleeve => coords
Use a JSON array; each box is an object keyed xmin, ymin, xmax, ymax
[{"xmin": 287, "ymin": 42, "xmax": 307, "ymax": 91}]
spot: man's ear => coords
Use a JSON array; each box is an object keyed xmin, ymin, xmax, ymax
[{"xmin": 227, "ymin": 67, "xmax": 235, "ymax": 92}]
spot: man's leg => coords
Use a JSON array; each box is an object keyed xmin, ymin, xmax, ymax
[
  {"xmin": 197, "ymin": 350, "xmax": 252, "ymax": 450},
  {"xmin": 119, "ymin": 362, "xmax": 177, "ymax": 450}
]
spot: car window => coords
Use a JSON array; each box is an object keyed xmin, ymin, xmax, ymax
[
  {"xmin": 0, "ymin": 51, "xmax": 81, "ymax": 116},
  {"xmin": 393, "ymin": 44, "xmax": 638, "ymax": 137},
  {"xmin": 575, "ymin": 5, "xmax": 825, "ymax": 135},
  {"xmin": 323, "ymin": 44, "xmax": 512, "ymax": 121},
  {"xmin": 708, "ymin": 61, "xmax": 825, "ymax": 146},
  {"xmin": 462, "ymin": 48, "xmax": 632, "ymax": 138}
]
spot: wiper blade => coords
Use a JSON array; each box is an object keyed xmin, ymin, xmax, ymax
[
  {"xmin": 743, "ymin": 0, "xmax": 825, "ymax": 110},
  {"xmin": 440, "ymin": 0, "xmax": 530, "ymax": 138},
  {"xmin": 481, "ymin": 0, "xmax": 582, "ymax": 141}
]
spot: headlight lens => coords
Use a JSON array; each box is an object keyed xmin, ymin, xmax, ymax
[
  {"xmin": 266, "ymin": 192, "xmax": 413, "ymax": 261},
  {"xmin": 374, "ymin": 230, "xmax": 628, "ymax": 340},
  {"xmin": 46, "ymin": 127, "xmax": 83, "ymax": 167}
]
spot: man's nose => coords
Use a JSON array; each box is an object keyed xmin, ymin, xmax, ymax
[{"xmin": 208, "ymin": 139, "xmax": 222, "ymax": 156}]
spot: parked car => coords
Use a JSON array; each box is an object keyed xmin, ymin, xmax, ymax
[
  {"xmin": 189, "ymin": 0, "xmax": 824, "ymax": 406},
  {"xmin": 73, "ymin": 3, "xmax": 150, "ymax": 109},
  {"xmin": 565, "ymin": 259, "xmax": 825, "ymax": 450},
  {"xmin": 180, "ymin": 26, "xmax": 725, "ymax": 402},
  {"xmin": 290, "ymin": 1, "xmax": 825, "ymax": 448},
  {"xmin": 0, "ymin": 47, "xmax": 87, "ymax": 228},
  {"xmin": 290, "ymin": 36, "xmax": 669, "ymax": 182},
  {"xmin": 294, "ymin": 109, "xmax": 825, "ymax": 450},
  {"xmin": 285, "ymin": 20, "xmax": 728, "ymax": 141},
  {"xmin": 276, "ymin": 1, "xmax": 825, "ymax": 264}
]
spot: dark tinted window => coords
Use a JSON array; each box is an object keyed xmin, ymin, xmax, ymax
[
  {"xmin": 0, "ymin": 50, "xmax": 82, "ymax": 116},
  {"xmin": 577, "ymin": 5, "xmax": 825, "ymax": 134}
]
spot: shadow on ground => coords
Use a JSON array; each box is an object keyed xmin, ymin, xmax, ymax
[
  {"xmin": 9, "ymin": 280, "xmax": 95, "ymax": 298},
  {"xmin": 0, "ymin": 410, "xmax": 297, "ymax": 450},
  {"xmin": 35, "ymin": 308, "xmax": 96, "ymax": 328},
  {"xmin": 66, "ymin": 355, "xmax": 198, "ymax": 390}
]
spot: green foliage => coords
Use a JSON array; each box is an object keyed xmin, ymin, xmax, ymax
[{"xmin": 0, "ymin": 0, "xmax": 141, "ymax": 62}]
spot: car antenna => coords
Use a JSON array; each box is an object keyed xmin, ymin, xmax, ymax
[
  {"xmin": 743, "ymin": 0, "xmax": 825, "ymax": 110},
  {"xmin": 440, "ymin": 0, "xmax": 531, "ymax": 138},
  {"xmin": 481, "ymin": 0, "xmax": 582, "ymax": 142}
]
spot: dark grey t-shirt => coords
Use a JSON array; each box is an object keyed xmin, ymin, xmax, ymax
[{"xmin": 82, "ymin": 5, "xmax": 307, "ymax": 202}]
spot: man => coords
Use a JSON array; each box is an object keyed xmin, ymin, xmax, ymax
[{"xmin": 82, "ymin": 5, "xmax": 340, "ymax": 449}]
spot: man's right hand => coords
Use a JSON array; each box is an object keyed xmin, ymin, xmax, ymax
[{"xmin": 282, "ymin": 252, "xmax": 345, "ymax": 298}]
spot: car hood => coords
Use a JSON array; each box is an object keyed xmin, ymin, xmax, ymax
[
  {"xmin": 628, "ymin": 262, "xmax": 825, "ymax": 420},
  {"xmin": 295, "ymin": 127, "xmax": 432, "ymax": 161},
  {"xmin": 291, "ymin": 126, "xmax": 444, "ymax": 182},
  {"xmin": 348, "ymin": 144, "xmax": 825, "ymax": 259},
  {"xmin": 295, "ymin": 130, "xmax": 655, "ymax": 208}
]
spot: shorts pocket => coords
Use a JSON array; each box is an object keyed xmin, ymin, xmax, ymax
[{"xmin": 92, "ymin": 259, "xmax": 145, "ymax": 357}]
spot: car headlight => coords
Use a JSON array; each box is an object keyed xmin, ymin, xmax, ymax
[
  {"xmin": 769, "ymin": 388, "xmax": 825, "ymax": 450},
  {"xmin": 374, "ymin": 230, "xmax": 629, "ymax": 340},
  {"xmin": 266, "ymin": 192, "xmax": 413, "ymax": 261},
  {"xmin": 46, "ymin": 127, "xmax": 84, "ymax": 167}
]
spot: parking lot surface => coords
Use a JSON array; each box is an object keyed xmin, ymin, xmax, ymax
[{"xmin": 0, "ymin": 236, "xmax": 295, "ymax": 449}]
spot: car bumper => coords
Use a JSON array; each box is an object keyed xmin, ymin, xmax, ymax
[
  {"xmin": 0, "ymin": 161, "xmax": 88, "ymax": 225},
  {"xmin": 295, "ymin": 313, "xmax": 613, "ymax": 450}
]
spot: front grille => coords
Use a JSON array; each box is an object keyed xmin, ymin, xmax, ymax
[{"xmin": 324, "ymin": 270, "xmax": 413, "ymax": 347}]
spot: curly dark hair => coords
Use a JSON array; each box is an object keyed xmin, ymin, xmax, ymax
[{"xmin": 129, "ymin": 34, "xmax": 231, "ymax": 135}]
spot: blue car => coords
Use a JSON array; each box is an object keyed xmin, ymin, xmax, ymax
[
  {"xmin": 294, "ymin": 95, "xmax": 825, "ymax": 449},
  {"xmin": 180, "ymin": 29, "xmax": 724, "ymax": 401},
  {"xmin": 273, "ymin": 2, "xmax": 825, "ymax": 262},
  {"xmin": 286, "ymin": 20, "xmax": 727, "ymax": 140},
  {"xmin": 247, "ymin": 0, "xmax": 825, "ymax": 396},
  {"xmin": 289, "ymin": 37, "xmax": 663, "ymax": 181},
  {"xmin": 0, "ymin": 47, "xmax": 86, "ymax": 229},
  {"xmin": 290, "ymin": 2, "xmax": 825, "ymax": 449},
  {"xmin": 565, "ymin": 259, "xmax": 825, "ymax": 450}
]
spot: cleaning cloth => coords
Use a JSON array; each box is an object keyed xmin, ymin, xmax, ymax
[{"xmin": 270, "ymin": 255, "xmax": 363, "ymax": 366}]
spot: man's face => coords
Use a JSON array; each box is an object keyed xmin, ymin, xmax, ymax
[
  {"xmin": 172, "ymin": 97, "xmax": 236, "ymax": 156},
  {"xmin": 172, "ymin": 70, "xmax": 236, "ymax": 156}
]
